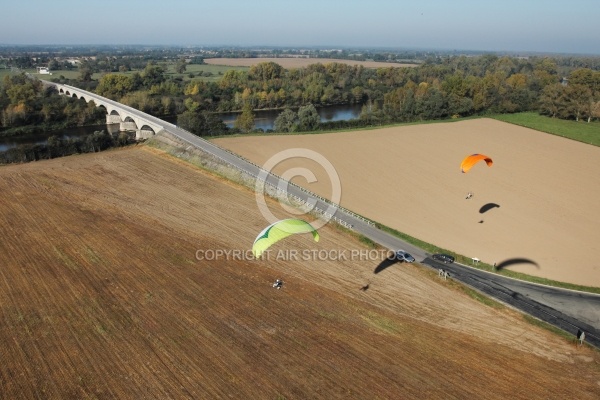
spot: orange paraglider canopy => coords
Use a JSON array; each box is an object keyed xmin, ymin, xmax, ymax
[{"xmin": 460, "ymin": 154, "xmax": 493, "ymax": 173}]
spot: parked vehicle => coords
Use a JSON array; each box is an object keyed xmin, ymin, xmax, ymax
[
  {"xmin": 395, "ymin": 250, "xmax": 415, "ymax": 263},
  {"xmin": 432, "ymin": 253, "xmax": 455, "ymax": 264}
]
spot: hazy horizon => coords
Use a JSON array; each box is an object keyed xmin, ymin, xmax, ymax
[{"xmin": 1, "ymin": 0, "xmax": 598, "ymax": 56}]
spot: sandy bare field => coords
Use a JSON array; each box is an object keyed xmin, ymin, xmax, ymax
[
  {"xmin": 214, "ymin": 118, "xmax": 600, "ymax": 287},
  {"xmin": 0, "ymin": 146, "xmax": 598, "ymax": 398},
  {"xmin": 204, "ymin": 57, "xmax": 418, "ymax": 69}
]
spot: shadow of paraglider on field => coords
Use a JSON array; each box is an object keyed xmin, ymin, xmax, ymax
[
  {"xmin": 478, "ymin": 203, "xmax": 500, "ymax": 224},
  {"xmin": 373, "ymin": 257, "xmax": 401, "ymax": 274},
  {"xmin": 479, "ymin": 203, "xmax": 500, "ymax": 214},
  {"xmin": 495, "ymin": 258, "xmax": 540, "ymax": 271}
]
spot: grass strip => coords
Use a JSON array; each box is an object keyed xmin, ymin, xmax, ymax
[{"xmin": 490, "ymin": 112, "xmax": 600, "ymax": 146}]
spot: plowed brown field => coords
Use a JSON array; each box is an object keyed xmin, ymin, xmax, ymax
[
  {"xmin": 214, "ymin": 118, "xmax": 600, "ymax": 287},
  {"xmin": 0, "ymin": 146, "xmax": 598, "ymax": 399}
]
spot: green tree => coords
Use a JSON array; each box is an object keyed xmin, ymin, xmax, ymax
[
  {"xmin": 95, "ymin": 74, "xmax": 134, "ymax": 99},
  {"xmin": 234, "ymin": 103, "xmax": 255, "ymax": 132},
  {"xmin": 5, "ymin": 81, "xmax": 37, "ymax": 105},
  {"xmin": 177, "ymin": 110, "xmax": 202, "ymax": 133},
  {"xmin": 569, "ymin": 68, "xmax": 600, "ymax": 96},
  {"xmin": 351, "ymin": 86, "xmax": 364, "ymax": 103},
  {"xmin": 297, "ymin": 104, "xmax": 320, "ymax": 131},
  {"xmin": 416, "ymin": 88, "xmax": 446, "ymax": 120},
  {"xmin": 120, "ymin": 90, "xmax": 156, "ymax": 113},
  {"xmin": 86, "ymin": 130, "xmax": 113, "ymax": 152},
  {"xmin": 302, "ymin": 72, "xmax": 327, "ymax": 104},
  {"xmin": 203, "ymin": 112, "xmax": 229, "ymax": 136},
  {"xmin": 539, "ymin": 83, "xmax": 566, "ymax": 118},
  {"xmin": 591, "ymin": 101, "xmax": 600, "ymax": 122},
  {"xmin": 248, "ymin": 62, "xmax": 283, "ymax": 81},
  {"xmin": 48, "ymin": 59, "xmax": 60, "ymax": 71},
  {"xmin": 442, "ymin": 73, "xmax": 468, "ymax": 97},
  {"xmin": 177, "ymin": 110, "xmax": 228, "ymax": 136},
  {"xmin": 359, "ymin": 100, "xmax": 383, "ymax": 124},
  {"xmin": 78, "ymin": 60, "xmax": 93, "ymax": 82},
  {"xmin": 117, "ymin": 132, "xmax": 130, "ymax": 146},
  {"xmin": 130, "ymin": 72, "xmax": 144, "ymax": 91},
  {"xmin": 565, "ymin": 84, "xmax": 593, "ymax": 121},
  {"xmin": 383, "ymin": 86, "xmax": 416, "ymax": 121},
  {"xmin": 446, "ymin": 94, "xmax": 472, "ymax": 117},
  {"xmin": 274, "ymin": 108, "xmax": 298, "ymax": 132},
  {"xmin": 184, "ymin": 97, "xmax": 200, "ymax": 112},
  {"xmin": 219, "ymin": 70, "xmax": 247, "ymax": 89},
  {"xmin": 47, "ymin": 135, "xmax": 61, "ymax": 158},
  {"xmin": 176, "ymin": 58, "xmax": 187, "ymax": 74},
  {"xmin": 142, "ymin": 62, "xmax": 166, "ymax": 88},
  {"xmin": 536, "ymin": 58, "xmax": 558, "ymax": 75}
]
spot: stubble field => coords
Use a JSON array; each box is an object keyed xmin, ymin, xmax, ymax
[{"xmin": 0, "ymin": 146, "xmax": 598, "ymax": 398}]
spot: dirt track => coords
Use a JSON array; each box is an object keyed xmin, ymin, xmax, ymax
[
  {"xmin": 214, "ymin": 118, "xmax": 600, "ymax": 287},
  {"xmin": 0, "ymin": 146, "xmax": 598, "ymax": 398}
]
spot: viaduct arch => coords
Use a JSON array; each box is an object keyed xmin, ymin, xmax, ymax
[{"xmin": 41, "ymin": 80, "xmax": 165, "ymax": 140}]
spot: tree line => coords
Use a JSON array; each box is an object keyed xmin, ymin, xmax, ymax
[
  {"xmin": 0, "ymin": 73, "xmax": 134, "ymax": 164},
  {"xmin": 3, "ymin": 52, "xmax": 600, "ymax": 140},
  {"xmin": 0, "ymin": 73, "xmax": 106, "ymax": 135},
  {"xmin": 0, "ymin": 130, "xmax": 133, "ymax": 164},
  {"xmin": 94, "ymin": 55, "xmax": 599, "ymax": 129}
]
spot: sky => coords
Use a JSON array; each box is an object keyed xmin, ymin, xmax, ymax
[{"xmin": 1, "ymin": 0, "xmax": 598, "ymax": 55}]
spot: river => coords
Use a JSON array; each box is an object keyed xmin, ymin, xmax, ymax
[
  {"xmin": 219, "ymin": 103, "xmax": 363, "ymax": 131},
  {"xmin": 0, "ymin": 104, "xmax": 363, "ymax": 151}
]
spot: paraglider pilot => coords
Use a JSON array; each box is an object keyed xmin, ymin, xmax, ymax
[{"xmin": 273, "ymin": 279, "xmax": 283, "ymax": 289}]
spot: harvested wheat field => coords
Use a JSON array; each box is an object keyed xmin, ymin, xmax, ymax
[
  {"xmin": 204, "ymin": 57, "xmax": 418, "ymax": 69},
  {"xmin": 214, "ymin": 118, "xmax": 600, "ymax": 287},
  {"xmin": 0, "ymin": 146, "xmax": 598, "ymax": 399}
]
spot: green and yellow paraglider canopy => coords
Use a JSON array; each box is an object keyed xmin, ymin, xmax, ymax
[{"xmin": 252, "ymin": 218, "xmax": 319, "ymax": 258}]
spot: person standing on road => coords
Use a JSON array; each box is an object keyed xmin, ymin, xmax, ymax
[{"xmin": 577, "ymin": 329, "xmax": 585, "ymax": 346}]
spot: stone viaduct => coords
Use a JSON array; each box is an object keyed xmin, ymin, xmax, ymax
[{"xmin": 40, "ymin": 80, "xmax": 164, "ymax": 140}]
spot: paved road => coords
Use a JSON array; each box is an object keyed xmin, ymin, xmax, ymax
[
  {"xmin": 421, "ymin": 257, "xmax": 600, "ymax": 348},
  {"xmin": 43, "ymin": 80, "xmax": 600, "ymax": 349}
]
